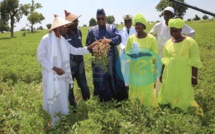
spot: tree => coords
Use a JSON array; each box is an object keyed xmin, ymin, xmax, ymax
[
  {"xmin": 46, "ymin": 23, "xmax": 51, "ymax": 29},
  {"xmin": 202, "ymin": 15, "xmax": 209, "ymax": 20},
  {"xmin": 27, "ymin": 12, "xmax": 44, "ymax": 32},
  {"xmin": 193, "ymin": 15, "xmax": 200, "ymax": 21},
  {"xmin": 106, "ymin": 15, "xmax": 115, "ymax": 24},
  {"xmin": 0, "ymin": 0, "xmax": 29, "ymax": 37},
  {"xmin": 37, "ymin": 26, "xmax": 43, "ymax": 30},
  {"xmin": 83, "ymin": 24, "xmax": 87, "ymax": 27},
  {"xmin": 155, "ymin": 0, "xmax": 188, "ymax": 19},
  {"xmin": 89, "ymin": 18, "xmax": 97, "ymax": 26},
  {"xmin": 0, "ymin": 23, "xmax": 10, "ymax": 33},
  {"xmin": 187, "ymin": 18, "xmax": 191, "ymax": 21},
  {"xmin": 20, "ymin": 27, "xmax": 26, "ymax": 31},
  {"xmin": 26, "ymin": 0, "xmax": 45, "ymax": 32}
]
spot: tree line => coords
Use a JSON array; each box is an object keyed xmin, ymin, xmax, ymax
[
  {"xmin": 89, "ymin": 15, "xmax": 115, "ymax": 26},
  {"xmin": 0, "ymin": 0, "xmax": 44, "ymax": 37},
  {"xmin": 0, "ymin": 0, "xmax": 213, "ymax": 37}
]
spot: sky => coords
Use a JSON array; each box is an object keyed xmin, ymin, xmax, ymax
[{"xmin": 7, "ymin": 0, "xmax": 215, "ymax": 31}]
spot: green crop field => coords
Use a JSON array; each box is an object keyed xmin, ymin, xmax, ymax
[{"xmin": 0, "ymin": 20, "xmax": 214, "ymax": 133}]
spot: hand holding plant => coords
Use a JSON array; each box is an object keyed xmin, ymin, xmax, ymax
[{"xmin": 92, "ymin": 37, "xmax": 111, "ymax": 72}]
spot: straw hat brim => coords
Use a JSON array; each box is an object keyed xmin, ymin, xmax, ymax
[
  {"xmin": 66, "ymin": 14, "xmax": 81, "ymax": 22},
  {"xmin": 49, "ymin": 17, "xmax": 72, "ymax": 32}
]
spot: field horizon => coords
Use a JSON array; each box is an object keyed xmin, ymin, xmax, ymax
[{"xmin": 0, "ymin": 20, "xmax": 214, "ymax": 133}]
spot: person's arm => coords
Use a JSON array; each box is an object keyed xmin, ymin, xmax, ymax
[
  {"xmin": 37, "ymin": 36, "xmax": 65, "ymax": 75},
  {"xmin": 101, "ymin": 25, "xmax": 121, "ymax": 45},
  {"xmin": 160, "ymin": 42, "xmax": 169, "ymax": 83},
  {"xmin": 149, "ymin": 23, "xmax": 158, "ymax": 38},
  {"xmin": 125, "ymin": 36, "xmax": 132, "ymax": 52},
  {"xmin": 159, "ymin": 65, "xmax": 165, "ymax": 83},
  {"xmin": 79, "ymin": 29, "xmax": 82, "ymax": 39},
  {"xmin": 118, "ymin": 30, "xmax": 126, "ymax": 50},
  {"xmin": 86, "ymin": 28, "xmax": 95, "ymax": 53},
  {"xmin": 187, "ymin": 39, "xmax": 202, "ymax": 86},
  {"xmin": 119, "ymin": 42, "xmax": 126, "ymax": 50},
  {"xmin": 37, "ymin": 36, "xmax": 54, "ymax": 72},
  {"xmin": 69, "ymin": 40, "xmax": 99, "ymax": 55},
  {"xmin": 111, "ymin": 25, "xmax": 122, "ymax": 45},
  {"xmin": 192, "ymin": 67, "xmax": 198, "ymax": 86},
  {"xmin": 188, "ymin": 39, "xmax": 202, "ymax": 68},
  {"xmin": 150, "ymin": 36, "xmax": 158, "ymax": 54},
  {"xmin": 52, "ymin": 66, "xmax": 65, "ymax": 75},
  {"xmin": 69, "ymin": 45, "xmax": 89, "ymax": 55},
  {"xmin": 182, "ymin": 24, "xmax": 196, "ymax": 38}
]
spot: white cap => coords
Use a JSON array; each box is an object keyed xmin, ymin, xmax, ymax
[
  {"xmin": 163, "ymin": 6, "xmax": 175, "ymax": 14},
  {"xmin": 123, "ymin": 14, "xmax": 134, "ymax": 20}
]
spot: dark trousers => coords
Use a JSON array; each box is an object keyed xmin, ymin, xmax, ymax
[
  {"xmin": 93, "ymin": 73, "xmax": 114, "ymax": 102},
  {"xmin": 68, "ymin": 67, "xmax": 90, "ymax": 107},
  {"xmin": 93, "ymin": 67, "xmax": 128, "ymax": 102}
]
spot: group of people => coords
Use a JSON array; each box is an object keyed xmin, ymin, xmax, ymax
[{"xmin": 37, "ymin": 6, "xmax": 203, "ymax": 125}]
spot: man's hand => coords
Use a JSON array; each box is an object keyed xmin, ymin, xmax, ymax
[
  {"xmin": 52, "ymin": 66, "xmax": 65, "ymax": 75},
  {"xmin": 87, "ymin": 39, "xmax": 100, "ymax": 49},
  {"xmin": 100, "ymin": 36, "xmax": 111, "ymax": 44}
]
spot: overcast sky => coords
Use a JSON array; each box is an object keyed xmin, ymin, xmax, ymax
[{"xmin": 9, "ymin": 0, "xmax": 215, "ymax": 31}]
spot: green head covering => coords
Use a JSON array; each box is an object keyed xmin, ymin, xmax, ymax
[
  {"xmin": 168, "ymin": 18, "xmax": 185, "ymax": 29},
  {"xmin": 134, "ymin": 14, "xmax": 147, "ymax": 28}
]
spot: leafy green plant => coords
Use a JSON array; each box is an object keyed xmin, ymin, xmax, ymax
[{"xmin": 0, "ymin": 20, "xmax": 215, "ymax": 133}]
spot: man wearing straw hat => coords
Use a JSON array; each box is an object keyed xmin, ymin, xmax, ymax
[
  {"xmin": 63, "ymin": 10, "xmax": 90, "ymax": 107},
  {"xmin": 37, "ymin": 15, "xmax": 97, "ymax": 125}
]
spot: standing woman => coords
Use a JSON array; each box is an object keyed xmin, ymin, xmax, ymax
[
  {"xmin": 158, "ymin": 18, "xmax": 203, "ymax": 114},
  {"xmin": 125, "ymin": 14, "xmax": 158, "ymax": 107}
]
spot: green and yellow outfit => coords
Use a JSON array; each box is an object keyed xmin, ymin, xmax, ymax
[
  {"xmin": 125, "ymin": 34, "xmax": 158, "ymax": 107},
  {"xmin": 158, "ymin": 36, "xmax": 203, "ymax": 114}
]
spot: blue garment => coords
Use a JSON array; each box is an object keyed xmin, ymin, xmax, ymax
[
  {"xmin": 97, "ymin": 8, "xmax": 106, "ymax": 16},
  {"xmin": 86, "ymin": 24, "xmax": 127, "ymax": 102},
  {"xmin": 63, "ymin": 29, "xmax": 90, "ymax": 106},
  {"xmin": 64, "ymin": 29, "xmax": 83, "ymax": 71}
]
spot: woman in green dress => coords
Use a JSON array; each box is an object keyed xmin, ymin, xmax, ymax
[
  {"xmin": 125, "ymin": 14, "xmax": 158, "ymax": 107},
  {"xmin": 158, "ymin": 18, "xmax": 203, "ymax": 114}
]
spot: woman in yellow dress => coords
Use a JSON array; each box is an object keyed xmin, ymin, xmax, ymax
[
  {"xmin": 125, "ymin": 14, "xmax": 158, "ymax": 107},
  {"xmin": 158, "ymin": 18, "xmax": 203, "ymax": 114}
]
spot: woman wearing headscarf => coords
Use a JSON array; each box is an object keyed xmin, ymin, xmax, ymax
[
  {"xmin": 158, "ymin": 18, "xmax": 203, "ymax": 114},
  {"xmin": 125, "ymin": 14, "xmax": 158, "ymax": 107}
]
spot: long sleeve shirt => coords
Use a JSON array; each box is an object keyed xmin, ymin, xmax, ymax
[
  {"xmin": 37, "ymin": 33, "xmax": 89, "ymax": 74},
  {"xmin": 149, "ymin": 21, "xmax": 195, "ymax": 58},
  {"xmin": 118, "ymin": 26, "xmax": 136, "ymax": 49},
  {"xmin": 86, "ymin": 24, "xmax": 121, "ymax": 47}
]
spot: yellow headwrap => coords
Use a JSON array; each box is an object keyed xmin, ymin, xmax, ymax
[
  {"xmin": 133, "ymin": 14, "xmax": 147, "ymax": 27},
  {"xmin": 168, "ymin": 18, "xmax": 185, "ymax": 29}
]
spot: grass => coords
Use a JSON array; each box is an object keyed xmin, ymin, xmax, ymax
[{"xmin": 0, "ymin": 20, "xmax": 215, "ymax": 133}]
